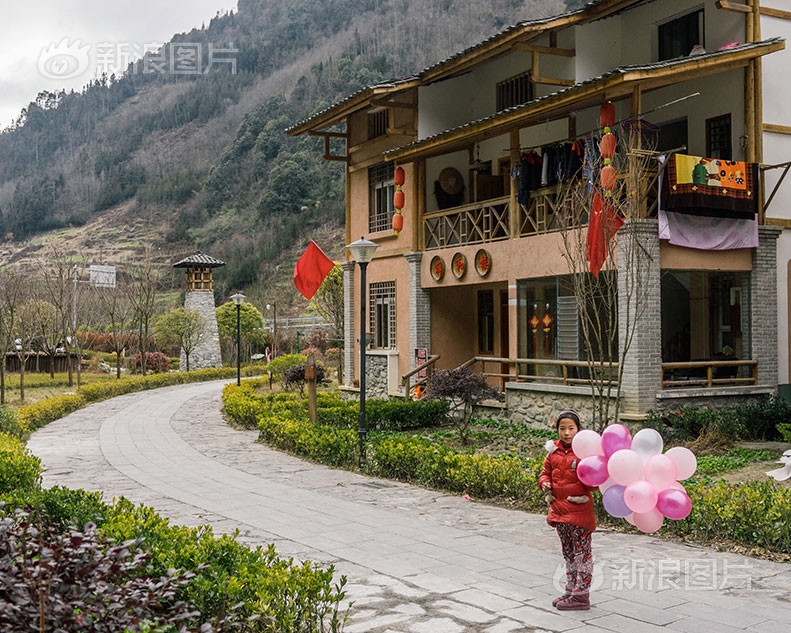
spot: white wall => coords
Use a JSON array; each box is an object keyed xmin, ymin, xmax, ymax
[{"xmin": 761, "ymin": 11, "xmax": 791, "ymax": 383}]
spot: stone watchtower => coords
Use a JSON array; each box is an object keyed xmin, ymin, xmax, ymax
[{"xmin": 172, "ymin": 252, "xmax": 225, "ymax": 370}]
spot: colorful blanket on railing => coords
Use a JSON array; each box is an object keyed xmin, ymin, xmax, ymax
[{"xmin": 660, "ymin": 153, "xmax": 758, "ymax": 219}]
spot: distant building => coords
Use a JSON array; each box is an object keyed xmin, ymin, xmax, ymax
[{"xmin": 172, "ymin": 252, "xmax": 225, "ymax": 370}]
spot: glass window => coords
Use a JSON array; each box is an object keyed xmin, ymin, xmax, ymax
[
  {"xmin": 368, "ymin": 163, "xmax": 394, "ymax": 233},
  {"xmin": 658, "ymin": 9, "xmax": 703, "ymax": 61},
  {"xmin": 706, "ymin": 114, "xmax": 732, "ymax": 159},
  {"xmin": 477, "ymin": 290, "xmax": 494, "ymax": 353},
  {"xmin": 661, "ymin": 270, "xmax": 749, "ymax": 364},
  {"xmin": 369, "ymin": 281, "xmax": 396, "ymax": 349}
]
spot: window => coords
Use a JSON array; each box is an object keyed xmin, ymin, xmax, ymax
[
  {"xmin": 706, "ymin": 114, "xmax": 732, "ymax": 159},
  {"xmin": 478, "ymin": 290, "xmax": 494, "ymax": 353},
  {"xmin": 658, "ymin": 9, "xmax": 703, "ymax": 61},
  {"xmin": 661, "ymin": 270, "xmax": 749, "ymax": 364},
  {"xmin": 368, "ymin": 162, "xmax": 394, "ymax": 233},
  {"xmin": 497, "ymin": 71, "xmax": 533, "ymax": 111},
  {"xmin": 369, "ymin": 281, "xmax": 396, "ymax": 349},
  {"xmin": 367, "ymin": 108, "xmax": 388, "ymax": 140},
  {"xmin": 657, "ymin": 118, "xmax": 688, "ymax": 154}
]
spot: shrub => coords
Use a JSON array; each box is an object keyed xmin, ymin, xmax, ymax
[
  {"xmin": 730, "ymin": 394, "xmax": 791, "ymax": 440},
  {"xmin": 130, "ymin": 351, "xmax": 171, "ymax": 374},
  {"xmin": 283, "ymin": 364, "xmax": 327, "ymax": 394},
  {"xmin": 267, "ymin": 353, "xmax": 307, "ymax": 382},
  {"xmin": 0, "ymin": 406, "xmax": 23, "ymax": 439},
  {"xmin": 16, "ymin": 393, "xmax": 87, "ymax": 437},
  {"xmin": 424, "ymin": 367, "xmax": 501, "ymax": 443},
  {"xmin": 778, "ymin": 423, "xmax": 791, "ymax": 443},
  {"xmin": 0, "ymin": 506, "xmax": 206, "ymax": 633},
  {"xmin": 0, "ymin": 433, "xmax": 41, "ymax": 494},
  {"xmin": 643, "ymin": 405, "xmax": 745, "ymax": 446}
]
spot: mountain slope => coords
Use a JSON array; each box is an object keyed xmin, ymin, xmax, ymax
[{"xmin": 0, "ymin": 0, "xmax": 565, "ymax": 315}]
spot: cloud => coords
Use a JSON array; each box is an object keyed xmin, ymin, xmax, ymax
[{"xmin": 0, "ymin": 0, "xmax": 237, "ymax": 129}]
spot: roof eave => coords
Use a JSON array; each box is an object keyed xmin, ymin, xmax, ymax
[{"xmin": 384, "ymin": 39, "xmax": 785, "ymax": 163}]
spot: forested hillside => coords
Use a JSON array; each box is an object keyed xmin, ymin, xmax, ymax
[{"xmin": 0, "ymin": 0, "xmax": 566, "ymax": 312}]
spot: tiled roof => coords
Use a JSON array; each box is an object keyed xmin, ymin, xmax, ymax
[
  {"xmin": 384, "ymin": 38, "xmax": 785, "ymax": 159},
  {"xmin": 172, "ymin": 251, "xmax": 226, "ymax": 268}
]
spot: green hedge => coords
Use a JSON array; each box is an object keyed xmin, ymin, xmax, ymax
[
  {"xmin": 223, "ymin": 384, "xmax": 791, "ymax": 555},
  {"xmin": 0, "ymin": 432, "xmax": 42, "ymax": 494}
]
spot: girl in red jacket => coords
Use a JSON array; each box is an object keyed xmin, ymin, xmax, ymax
[{"xmin": 539, "ymin": 409, "xmax": 596, "ymax": 610}]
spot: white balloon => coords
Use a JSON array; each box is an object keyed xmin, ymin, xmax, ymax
[{"xmin": 631, "ymin": 428, "xmax": 664, "ymax": 460}]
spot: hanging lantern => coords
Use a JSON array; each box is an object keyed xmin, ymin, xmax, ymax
[
  {"xmin": 394, "ymin": 166, "xmax": 405, "ymax": 186},
  {"xmin": 601, "ymin": 164, "xmax": 617, "ymax": 192},
  {"xmin": 599, "ymin": 101, "xmax": 615, "ymax": 130},
  {"xmin": 392, "ymin": 211, "xmax": 403, "ymax": 233},
  {"xmin": 393, "ymin": 189, "xmax": 405, "ymax": 210},
  {"xmin": 600, "ymin": 132, "xmax": 616, "ymax": 159}
]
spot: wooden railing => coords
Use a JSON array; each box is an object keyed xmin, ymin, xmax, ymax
[
  {"xmin": 423, "ymin": 198, "xmax": 510, "ymax": 249},
  {"xmin": 454, "ymin": 356, "xmax": 757, "ymax": 391},
  {"xmin": 661, "ymin": 360, "xmax": 758, "ymax": 389},
  {"xmin": 461, "ymin": 356, "xmax": 619, "ymax": 388},
  {"xmin": 401, "ymin": 354, "xmax": 441, "ymax": 399}
]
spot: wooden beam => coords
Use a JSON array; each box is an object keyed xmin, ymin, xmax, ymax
[
  {"xmin": 716, "ymin": 0, "xmax": 751, "ymax": 13},
  {"xmin": 534, "ymin": 76, "xmax": 575, "ymax": 87},
  {"xmin": 764, "ymin": 123, "xmax": 791, "ymax": 135},
  {"xmin": 308, "ymin": 130, "xmax": 349, "ymax": 162},
  {"xmin": 514, "ymin": 42, "xmax": 576, "ymax": 57},
  {"xmin": 762, "ymin": 6, "xmax": 791, "ymax": 20},
  {"xmin": 371, "ymin": 98, "xmax": 418, "ymax": 110}
]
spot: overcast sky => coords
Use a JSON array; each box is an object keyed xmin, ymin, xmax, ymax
[{"xmin": 0, "ymin": 0, "xmax": 238, "ymax": 130}]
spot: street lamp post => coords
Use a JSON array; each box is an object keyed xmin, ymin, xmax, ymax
[
  {"xmin": 231, "ymin": 293, "xmax": 246, "ymax": 386},
  {"xmin": 346, "ymin": 236, "xmax": 379, "ymax": 468},
  {"xmin": 266, "ymin": 302, "xmax": 277, "ymax": 359}
]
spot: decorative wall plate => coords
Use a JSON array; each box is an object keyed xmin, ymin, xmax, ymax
[
  {"xmin": 430, "ymin": 256, "xmax": 445, "ymax": 281},
  {"xmin": 474, "ymin": 249, "xmax": 491, "ymax": 277},
  {"xmin": 451, "ymin": 252, "xmax": 467, "ymax": 279}
]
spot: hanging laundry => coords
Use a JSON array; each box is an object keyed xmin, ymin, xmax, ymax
[{"xmin": 660, "ymin": 153, "xmax": 758, "ymax": 219}]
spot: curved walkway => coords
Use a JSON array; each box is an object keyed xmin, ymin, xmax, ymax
[{"xmin": 27, "ymin": 380, "xmax": 791, "ymax": 633}]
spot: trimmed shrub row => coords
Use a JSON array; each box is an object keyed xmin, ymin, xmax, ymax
[{"xmin": 223, "ymin": 385, "xmax": 791, "ymax": 556}]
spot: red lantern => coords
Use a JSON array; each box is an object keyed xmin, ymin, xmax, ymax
[
  {"xmin": 599, "ymin": 101, "xmax": 615, "ymax": 129},
  {"xmin": 601, "ymin": 164, "xmax": 617, "ymax": 191},
  {"xmin": 600, "ymin": 132, "xmax": 616, "ymax": 159},
  {"xmin": 394, "ymin": 189, "xmax": 405, "ymax": 210},
  {"xmin": 394, "ymin": 166, "xmax": 405, "ymax": 186},
  {"xmin": 392, "ymin": 212, "xmax": 404, "ymax": 232}
]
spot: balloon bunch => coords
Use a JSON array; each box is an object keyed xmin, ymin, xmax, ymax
[{"xmin": 572, "ymin": 424, "xmax": 697, "ymax": 533}]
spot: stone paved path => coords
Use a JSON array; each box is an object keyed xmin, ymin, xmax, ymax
[{"xmin": 27, "ymin": 380, "xmax": 791, "ymax": 632}]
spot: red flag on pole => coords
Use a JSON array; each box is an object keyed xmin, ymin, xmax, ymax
[
  {"xmin": 586, "ymin": 190, "xmax": 623, "ymax": 278},
  {"xmin": 294, "ymin": 240, "xmax": 334, "ymax": 299}
]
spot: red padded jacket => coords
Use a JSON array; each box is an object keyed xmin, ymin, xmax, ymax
[{"xmin": 538, "ymin": 440, "xmax": 596, "ymax": 532}]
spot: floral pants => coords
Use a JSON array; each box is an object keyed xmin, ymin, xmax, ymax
[{"xmin": 555, "ymin": 522, "xmax": 593, "ymax": 594}]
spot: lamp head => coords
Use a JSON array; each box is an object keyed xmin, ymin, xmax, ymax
[
  {"xmin": 231, "ymin": 293, "xmax": 246, "ymax": 306},
  {"xmin": 346, "ymin": 237, "xmax": 379, "ymax": 264}
]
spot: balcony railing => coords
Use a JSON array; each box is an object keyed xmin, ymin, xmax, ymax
[{"xmin": 423, "ymin": 184, "xmax": 575, "ymax": 249}]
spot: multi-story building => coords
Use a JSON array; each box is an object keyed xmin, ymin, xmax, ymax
[{"xmin": 288, "ymin": 0, "xmax": 790, "ymax": 423}]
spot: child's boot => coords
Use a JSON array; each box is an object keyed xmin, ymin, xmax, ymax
[{"xmin": 555, "ymin": 592, "xmax": 590, "ymax": 610}]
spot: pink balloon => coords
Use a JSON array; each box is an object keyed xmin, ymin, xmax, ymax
[
  {"xmin": 577, "ymin": 455, "xmax": 609, "ymax": 487},
  {"xmin": 607, "ymin": 449, "xmax": 644, "ymax": 485},
  {"xmin": 624, "ymin": 512, "xmax": 636, "ymax": 526},
  {"xmin": 664, "ymin": 446, "xmax": 697, "ymax": 480},
  {"xmin": 572, "ymin": 429, "xmax": 603, "ymax": 459},
  {"xmin": 601, "ymin": 424, "xmax": 632, "ymax": 457},
  {"xmin": 633, "ymin": 507, "xmax": 664, "ymax": 533},
  {"xmin": 624, "ymin": 479, "xmax": 658, "ymax": 514},
  {"xmin": 656, "ymin": 488, "xmax": 692, "ymax": 520},
  {"xmin": 644, "ymin": 454, "xmax": 677, "ymax": 489}
]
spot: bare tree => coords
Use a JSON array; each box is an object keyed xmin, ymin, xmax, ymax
[
  {"xmin": 554, "ymin": 122, "xmax": 658, "ymax": 429},
  {"xmin": 0, "ymin": 270, "xmax": 24, "ymax": 404},
  {"xmin": 25, "ymin": 299, "xmax": 60, "ymax": 379},
  {"xmin": 126, "ymin": 247, "xmax": 164, "ymax": 376},
  {"xmin": 154, "ymin": 307, "xmax": 206, "ymax": 372},
  {"xmin": 93, "ymin": 273, "xmax": 134, "ymax": 379}
]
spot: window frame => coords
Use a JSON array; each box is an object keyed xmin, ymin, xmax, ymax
[
  {"xmin": 658, "ymin": 8, "xmax": 704, "ymax": 61},
  {"xmin": 368, "ymin": 162, "xmax": 395, "ymax": 233},
  {"xmin": 369, "ymin": 281, "xmax": 396, "ymax": 349}
]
